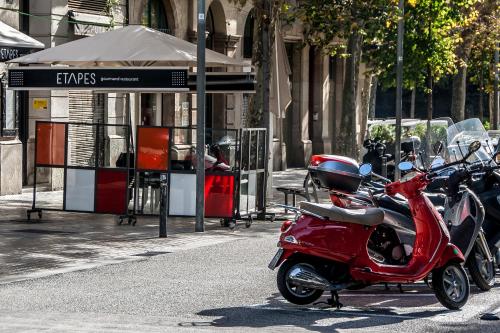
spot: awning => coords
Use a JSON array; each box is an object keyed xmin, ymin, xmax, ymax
[
  {"xmin": 270, "ymin": 27, "xmax": 292, "ymax": 118},
  {"xmin": 8, "ymin": 25, "xmax": 245, "ymax": 68},
  {"xmin": 0, "ymin": 21, "xmax": 44, "ymax": 61}
]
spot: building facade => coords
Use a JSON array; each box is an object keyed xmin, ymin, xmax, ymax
[{"xmin": 0, "ymin": 0, "xmax": 359, "ymax": 193}]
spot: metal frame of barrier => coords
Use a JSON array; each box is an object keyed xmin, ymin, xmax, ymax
[
  {"xmin": 237, "ymin": 128, "xmax": 268, "ymax": 224},
  {"xmin": 28, "ymin": 121, "xmax": 268, "ymax": 227},
  {"xmin": 27, "ymin": 121, "xmax": 134, "ymax": 222},
  {"xmin": 133, "ymin": 125, "xmax": 243, "ymax": 221}
]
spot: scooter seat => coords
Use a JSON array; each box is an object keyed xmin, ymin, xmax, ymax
[{"xmin": 300, "ymin": 202, "xmax": 385, "ymax": 226}]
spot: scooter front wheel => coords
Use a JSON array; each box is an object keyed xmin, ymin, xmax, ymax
[
  {"xmin": 433, "ymin": 262, "xmax": 470, "ymax": 310},
  {"xmin": 466, "ymin": 242, "xmax": 495, "ymax": 291},
  {"xmin": 277, "ymin": 259, "xmax": 324, "ymax": 305}
]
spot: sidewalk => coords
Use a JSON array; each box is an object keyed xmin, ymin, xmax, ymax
[{"xmin": 0, "ymin": 169, "xmax": 311, "ymax": 283}]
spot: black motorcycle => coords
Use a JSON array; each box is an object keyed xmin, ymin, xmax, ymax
[{"xmin": 362, "ymin": 137, "xmax": 421, "ymax": 180}]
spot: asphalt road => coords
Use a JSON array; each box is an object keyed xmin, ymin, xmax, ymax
[{"xmin": 0, "ymin": 229, "xmax": 499, "ymax": 333}]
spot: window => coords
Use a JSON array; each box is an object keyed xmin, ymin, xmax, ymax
[
  {"xmin": 68, "ymin": 0, "xmax": 108, "ymax": 15},
  {"xmin": 142, "ymin": 0, "xmax": 170, "ymax": 34}
]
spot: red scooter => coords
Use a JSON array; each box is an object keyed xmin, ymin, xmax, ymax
[{"xmin": 269, "ymin": 158, "xmax": 473, "ymax": 310}]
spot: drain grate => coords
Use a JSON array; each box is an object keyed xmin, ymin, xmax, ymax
[
  {"xmin": 133, "ymin": 251, "xmax": 171, "ymax": 257},
  {"xmin": 13, "ymin": 229, "xmax": 76, "ymax": 235}
]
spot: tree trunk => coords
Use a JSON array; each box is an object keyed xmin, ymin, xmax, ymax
[
  {"xmin": 360, "ymin": 73, "xmax": 373, "ymax": 143},
  {"xmin": 479, "ymin": 68, "xmax": 484, "ymax": 121},
  {"xmin": 494, "ymin": 45, "xmax": 499, "ymax": 130},
  {"xmin": 450, "ymin": 66, "xmax": 467, "ymax": 122},
  {"xmin": 368, "ymin": 75, "xmax": 378, "ymax": 119},
  {"xmin": 425, "ymin": 65, "xmax": 434, "ymax": 163},
  {"xmin": 338, "ymin": 32, "xmax": 362, "ymax": 158},
  {"xmin": 410, "ymin": 86, "xmax": 416, "ymax": 118},
  {"xmin": 489, "ymin": 92, "xmax": 494, "ymax": 126}
]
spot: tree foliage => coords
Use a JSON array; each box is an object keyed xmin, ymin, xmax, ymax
[{"xmin": 466, "ymin": 0, "xmax": 499, "ymax": 94}]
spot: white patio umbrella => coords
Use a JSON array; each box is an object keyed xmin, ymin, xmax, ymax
[
  {"xmin": 0, "ymin": 21, "xmax": 44, "ymax": 49},
  {"xmin": 8, "ymin": 25, "xmax": 243, "ymax": 67}
]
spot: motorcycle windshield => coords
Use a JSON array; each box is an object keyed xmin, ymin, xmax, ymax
[
  {"xmin": 413, "ymin": 118, "xmax": 451, "ymax": 168},
  {"xmin": 446, "ymin": 118, "xmax": 494, "ymax": 163}
]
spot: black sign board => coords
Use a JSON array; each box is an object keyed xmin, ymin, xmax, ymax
[
  {"xmin": 8, "ymin": 68, "xmax": 189, "ymax": 91},
  {"xmin": 187, "ymin": 73, "xmax": 256, "ymax": 93},
  {"xmin": 0, "ymin": 47, "xmax": 33, "ymax": 62}
]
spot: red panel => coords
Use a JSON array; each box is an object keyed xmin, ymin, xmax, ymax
[
  {"xmin": 95, "ymin": 169, "xmax": 128, "ymax": 215},
  {"xmin": 137, "ymin": 127, "xmax": 169, "ymax": 171},
  {"xmin": 205, "ymin": 174, "xmax": 235, "ymax": 218},
  {"xmin": 36, "ymin": 123, "xmax": 66, "ymax": 166}
]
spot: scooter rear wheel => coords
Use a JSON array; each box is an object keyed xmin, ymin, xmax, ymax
[
  {"xmin": 277, "ymin": 259, "xmax": 324, "ymax": 305},
  {"xmin": 467, "ymin": 243, "xmax": 495, "ymax": 291},
  {"xmin": 433, "ymin": 262, "xmax": 470, "ymax": 310}
]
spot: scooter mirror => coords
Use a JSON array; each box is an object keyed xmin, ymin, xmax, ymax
[
  {"xmin": 433, "ymin": 141, "xmax": 444, "ymax": 155},
  {"xmin": 398, "ymin": 161, "xmax": 414, "ymax": 171},
  {"xmin": 359, "ymin": 163, "xmax": 373, "ymax": 176}
]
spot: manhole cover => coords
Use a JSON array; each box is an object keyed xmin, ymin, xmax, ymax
[
  {"xmin": 13, "ymin": 229, "xmax": 75, "ymax": 235},
  {"xmin": 133, "ymin": 251, "xmax": 171, "ymax": 257}
]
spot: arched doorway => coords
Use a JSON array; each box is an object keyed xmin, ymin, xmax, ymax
[
  {"xmin": 242, "ymin": 9, "xmax": 256, "ymax": 59},
  {"xmin": 206, "ymin": 0, "xmax": 227, "ymax": 129},
  {"xmin": 141, "ymin": 0, "xmax": 174, "ymax": 34}
]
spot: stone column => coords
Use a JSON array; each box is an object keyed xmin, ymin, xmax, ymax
[
  {"xmin": 299, "ymin": 45, "xmax": 312, "ymax": 166},
  {"xmin": 310, "ymin": 50, "xmax": 331, "ymax": 154},
  {"xmin": 0, "ymin": 138, "xmax": 22, "ymax": 195},
  {"xmin": 27, "ymin": 1, "xmax": 70, "ymax": 189},
  {"xmin": 332, "ymin": 57, "xmax": 345, "ymax": 154}
]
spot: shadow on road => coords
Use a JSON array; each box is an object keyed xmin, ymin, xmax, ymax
[{"xmin": 192, "ymin": 293, "xmax": 449, "ymax": 333}]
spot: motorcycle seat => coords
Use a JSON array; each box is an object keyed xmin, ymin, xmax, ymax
[
  {"xmin": 300, "ymin": 202, "xmax": 385, "ymax": 226},
  {"xmin": 377, "ymin": 195, "xmax": 411, "ymax": 217}
]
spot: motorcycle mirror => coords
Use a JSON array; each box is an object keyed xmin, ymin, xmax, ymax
[
  {"xmin": 464, "ymin": 140, "xmax": 482, "ymax": 160},
  {"xmin": 398, "ymin": 161, "xmax": 414, "ymax": 171},
  {"xmin": 430, "ymin": 156, "xmax": 445, "ymax": 170},
  {"xmin": 359, "ymin": 163, "xmax": 373, "ymax": 176},
  {"xmin": 433, "ymin": 141, "xmax": 444, "ymax": 155}
]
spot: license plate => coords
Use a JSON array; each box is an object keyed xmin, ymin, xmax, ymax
[{"xmin": 268, "ymin": 248, "xmax": 284, "ymax": 270}]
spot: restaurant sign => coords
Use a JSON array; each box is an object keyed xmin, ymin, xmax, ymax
[
  {"xmin": 0, "ymin": 47, "xmax": 32, "ymax": 62},
  {"xmin": 8, "ymin": 68, "xmax": 189, "ymax": 91}
]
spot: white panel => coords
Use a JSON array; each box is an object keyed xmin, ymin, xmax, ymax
[
  {"xmin": 248, "ymin": 173, "xmax": 257, "ymax": 212},
  {"xmin": 169, "ymin": 174, "xmax": 196, "ymax": 216},
  {"xmin": 65, "ymin": 169, "xmax": 95, "ymax": 212},
  {"xmin": 239, "ymin": 175, "xmax": 249, "ymax": 214}
]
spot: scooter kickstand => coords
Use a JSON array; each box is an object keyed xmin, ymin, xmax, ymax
[
  {"xmin": 327, "ymin": 291, "xmax": 343, "ymax": 310},
  {"xmin": 313, "ymin": 291, "xmax": 343, "ymax": 309}
]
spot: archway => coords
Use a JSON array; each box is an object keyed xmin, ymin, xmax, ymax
[
  {"xmin": 242, "ymin": 8, "xmax": 256, "ymax": 59},
  {"xmin": 140, "ymin": 0, "xmax": 177, "ymax": 127},
  {"xmin": 141, "ymin": 0, "xmax": 175, "ymax": 34}
]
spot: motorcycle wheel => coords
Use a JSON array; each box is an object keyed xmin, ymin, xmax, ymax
[
  {"xmin": 495, "ymin": 247, "xmax": 500, "ymax": 270},
  {"xmin": 467, "ymin": 243, "xmax": 495, "ymax": 291},
  {"xmin": 277, "ymin": 259, "xmax": 324, "ymax": 305},
  {"xmin": 433, "ymin": 262, "xmax": 470, "ymax": 310}
]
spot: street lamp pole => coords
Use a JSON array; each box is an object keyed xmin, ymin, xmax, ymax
[
  {"xmin": 195, "ymin": 0, "xmax": 206, "ymax": 232},
  {"xmin": 394, "ymin": 0, "xmax": 405, "ymax": 180}
]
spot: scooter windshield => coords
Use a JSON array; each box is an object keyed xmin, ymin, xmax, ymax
[{"xmin": 446, "ymin": 118, "xmax": 494, "ymax": 164}]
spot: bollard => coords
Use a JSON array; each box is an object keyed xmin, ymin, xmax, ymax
[
  {"xmin": 381, "ymin": 156, "xmax": 388, "ymax": 179},
  {"xmin": 159, "ymin": 174, "xmax": 168, "ymax": 238}
]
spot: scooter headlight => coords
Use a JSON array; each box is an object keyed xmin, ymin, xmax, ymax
[{"xmin": 283, "ymin": 235, "xmax": 299, "ymax": 244}]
